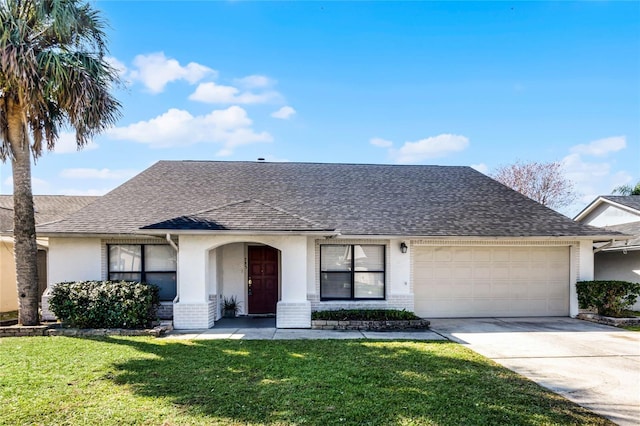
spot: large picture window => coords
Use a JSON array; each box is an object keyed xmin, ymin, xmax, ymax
[
  {"xmin": 320, "ymin": 244, "xmax": 385, "ymax": 300},
  {"xmin": 108, "ymin": 244, "xmax": 177, "ymax": 302}
]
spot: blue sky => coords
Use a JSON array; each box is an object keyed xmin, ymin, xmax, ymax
[{"xmin": 0, "ymin": 1, "xmax": 638, "ymax": 216}]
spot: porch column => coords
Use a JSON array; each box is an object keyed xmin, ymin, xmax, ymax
[
  {"xmin": 277, "ymin": 236, "xmax": 311, "ymax": 328},
  {"xmin": 173, "ymin": 236, "xmax": 215, "ymax": 329},
  {"xmin": 571, "ymin": 240, "xmax": 595, "ymax": 317}
]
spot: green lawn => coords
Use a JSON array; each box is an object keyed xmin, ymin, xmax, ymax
[{"xmin": 0, "ymin": 337, "xmax": 612, "ymax": 425}]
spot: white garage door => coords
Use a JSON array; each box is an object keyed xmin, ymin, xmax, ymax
[{"xmin": 413, "ymin": 246, "xmax": 570, "ymax": 318}]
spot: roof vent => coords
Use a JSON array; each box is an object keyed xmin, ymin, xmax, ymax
[{"xmin": 257, "ymin": 158, "xmax": 265, "ymax": 162}]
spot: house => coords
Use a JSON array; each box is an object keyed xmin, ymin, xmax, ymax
[
  {"xmin": 574, "ymin": 195, "xmax": 640, "ymax": 309},
  {"xmin": 37, "ymin": 161, "xmax": 619, "ymax": 329},
  {"xmin": 0, "ymin": 195, "xmax": 99, "ymax": 314}
]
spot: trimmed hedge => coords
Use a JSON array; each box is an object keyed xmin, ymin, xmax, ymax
[
  {"xmin": 311, "ymin": 309, "xmax": 420, "ymax": 321},
  {"xmin": 49, "ymin": 280, "xmax": 159, "ymax": 329},
  {"xmin": 576, "ymin": 280, "xmax": 640, "ymax": 317}
]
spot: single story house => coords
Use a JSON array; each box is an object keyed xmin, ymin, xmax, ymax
[
  {"xmin": 37, "ymin": 161, "xmax": 620, "ymax": 329},
  {"xmin": 0, "ymin": 195, "xmax": 98, "ymax": 314},
  {"xmin": 574, "ymin": 195, "xmax": 640, "ymax": 309}
]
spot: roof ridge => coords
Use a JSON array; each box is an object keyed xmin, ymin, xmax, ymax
[
  {"xmin": 250, "ymin": 199, "xmax": 328, "ymax": 228},
  {"xmin": 192, "ymin": 199, "xmax": 328, "ymax": 228},
  {"xmin": 190, "ymin": 199, "xmax": 253, "ymax": 216}
]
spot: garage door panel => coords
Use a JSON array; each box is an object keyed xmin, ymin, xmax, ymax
[
  {"xmin": 434, "ymin": 266, "xmax": 452, "ymax": 279},
  {"xmin": 473, "ymin": 281, "xmax": 492, "ymax": 297},
  {"xmin": 493, "ymin": 249, "xmax": 511, "ymax": 261},
  {"xmin": 452, "ymin": 248, "xmax": 473, "ymax": 261},
  {"xmin": 413, "ymin": 246, "xmax": 570, "ymax": 318},
  {"xmin": 473, "ymin": 250, "xmax": 492, "ymax": 261},
  {"xmin": 434, "ymin": 248, "xmax": 452, "ymax": 261},
  {"xmin": 453, "ymin": 264, "xmax": 473, "ymax": 279},
  {"xmin": 491, "ymin": 264, "xmax": 510, "ymax": 279}
]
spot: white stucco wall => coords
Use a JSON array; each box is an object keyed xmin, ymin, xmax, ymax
[
  {"xmin": 582, "ymin": 203, "xmax": 640, "ymax": 226},
  {"xmin": 390, "ymin": 238, "xmax": 411, "ymax": 295},
  {"xmin": 219, "ymin": 243, "xmax": 246, "ymax": 315},
  {"xmin": 47, "ymin": 238, "xmax": 102, "ymax": 286}
]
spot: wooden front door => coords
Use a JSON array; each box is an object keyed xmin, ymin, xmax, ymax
[{"xmin": 248, "ymin": 246, "xmax": 279, "ymax": 314}]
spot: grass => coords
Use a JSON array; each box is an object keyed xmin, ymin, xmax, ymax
[
  {"xmin": 0, "ymin": 310, "xmax": 18, "ymax": 321},
  {"xmin": 0, "ymin": 337, "xmax": 613, "ymax": 426}
]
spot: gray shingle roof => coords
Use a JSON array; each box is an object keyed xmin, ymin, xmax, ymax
[
  {"xmin": 143, "ymin": 199, "xmax": 333, "ymax": 232},
  {"xmin": 602, "ymin": 222, "xmax": 640, "ymax": 249},
  {"xmin": 601, "ymin": 195, "xmax": 640, "ymax": 212},
  {"xmin": 37, "ymin": 161, "xmax": 618, "ymax": 238},
  {"xmin": 0, "ymin": 195, "xmax": 99, "ymax": 233}
]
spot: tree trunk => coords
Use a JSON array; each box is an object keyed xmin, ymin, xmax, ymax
[{"xmin": 7, "ymin": 99, "xmax": 39, "ymax": 326}]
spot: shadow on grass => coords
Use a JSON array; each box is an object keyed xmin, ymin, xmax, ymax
[{"xmin": 100, "ymin": 336, "xmax": 611, "ymax": 425}]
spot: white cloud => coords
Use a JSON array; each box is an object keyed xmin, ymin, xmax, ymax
[
  {"xmin": 234, "ymin": 75, "xmax": 274, "ymax": 89},
  {"xmin": 56, "ymin": 188, "xmax": 111, "ymax": 196},
  {"xmin": 51, "ymin": 131, "xmax": 99, "ymax": 154},
  {"xmin": 105, "ymin": 56, "xmax": 128, "ymax": 78},
  {"xmin": 570, "ymin": 135, "xmax": 626, "ymax": 157},
  {"xmin": 108, "ymin": 106, "xmax": 272, "ymax": 155},
  {"xmin": 392, "ymin": 134, "xmax": 469, "ymax": 164},
  {"xmin": 129, "ymin": 52, "xmax": 214, "ymax": 93},
  {"xmin": 561, "ymin": 135, "xmax": 633, "ymax": 215},
  {"xmin": 189, "ymin": 82, "xmax": 281, "ymax": 104},
  {"xmin": 3, "ymin": 176, "xmax": 51, "ymax": 194},
  {"xmin": 271, "ymin": 106, "xmax": 296, "ymax": 120},
  {"xmin": 471, "ymin": 163, "xmax": 489, "ymax": 174},
  {"xmin": 370, "ymin": 137, "xmax": 393, "ymax": 148},
  {"xmin": 59, "ymin": 168, "xmax": 139, "ymax": 180}
]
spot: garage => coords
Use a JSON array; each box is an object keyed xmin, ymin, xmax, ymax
[{"xmin": 413, "ymin": 246, "xmax": 570, "ymax": 318}]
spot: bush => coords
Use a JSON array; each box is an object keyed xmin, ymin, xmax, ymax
[
  {"xmin": 311, "ymin": 309, "xmax": 420, "ymax": 321},
  {"xmin": 576, "ymin": 280, "xmax": 640, "ymax": 317},
  {"xmin": 49, "ymin": 280, "xmax": 159, "ymax": 329}
]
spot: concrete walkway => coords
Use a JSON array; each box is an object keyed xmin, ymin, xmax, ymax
[
  {"xmin": 429, "ymin": 317, "xmax": 640, "ymax": 426},
  {"xmin": 164, "ymin": 327, "xmax": 446, "ymax": 340}
]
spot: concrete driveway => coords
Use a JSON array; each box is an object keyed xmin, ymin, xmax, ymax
[{"xmin": 429, "ymin": 317, "xmax": 640, "ymax": 426}]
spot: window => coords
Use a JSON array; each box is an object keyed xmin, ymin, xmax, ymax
[
  {"xmin": 320, "ymin": 244, "xmax": 385, "ymax": 300},
  {"xmin": 108, "ymin": 244, "xmax": 177, "ymax": 302}
]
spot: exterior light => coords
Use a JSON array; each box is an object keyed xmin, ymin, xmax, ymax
[{"xmin": 400, "ymin": 242, "xmax": 408, "ymax": 254}]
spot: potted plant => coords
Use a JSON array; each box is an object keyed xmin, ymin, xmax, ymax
[{"xmin": 222, "ymin": 296, "xmax": 241, "ymax": 318}]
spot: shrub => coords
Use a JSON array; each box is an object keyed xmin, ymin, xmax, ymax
[
  {"xmin": 311, "ymin": 309, "xmax": 420, "ymax": 321},
  {"xmin": 576, "ymin": 280, "xmax": 640, "ymax": 317},
  {"xmin": 49, "ymin": 280, "xmax": 159, "ymax": 329}
]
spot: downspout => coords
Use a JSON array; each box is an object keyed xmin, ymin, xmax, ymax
[
  {"xmin": 166, "ymin": 234, "xmax": 179, "ymax": 303},
  {"xmin": 593, "ymin": 239, "xmax": 615, "ymax": 254}
]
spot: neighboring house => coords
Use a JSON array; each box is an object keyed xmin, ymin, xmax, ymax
[
  {"xmin": 574, "ymin": 195, "xmax": 640, "ymax": 309},
  {"xmin": 0, "ymin": 195, "xmax": 99, "ymax": 314},
  {"xmin": 37, "ymin": 161, "xmax": 618, "ymax": 329}
]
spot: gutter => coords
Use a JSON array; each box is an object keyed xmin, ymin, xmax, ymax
[{"xmin": 166, "ymin": 233, "xmax": 179, "ymax": 304}]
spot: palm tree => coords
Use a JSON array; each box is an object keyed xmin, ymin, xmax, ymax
[
  {"xmin": 612, "ymin": 181, "xmax": 640, "ymax": 196},
  {"xmin": 0, "ymin": 0, "xmax": 121, "ymax": 325}
]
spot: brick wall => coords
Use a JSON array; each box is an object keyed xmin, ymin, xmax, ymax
[
  {"xmin": 309, "ymin": 294, "xmax": 414, "ymax": 313},
  {"xmin": 173, "ymin": 301, "xmax": 215, "ymax": 329},
  {"xmin": 276, "ymin": 301, "xmax": 311, "ymax": 328},
  {"xmin": 157, "ymin": 302, "xmax": 173, "ymax": 320}
]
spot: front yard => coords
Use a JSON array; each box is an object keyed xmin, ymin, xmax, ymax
[{"xmin": 0, "ymin": 337, "xmax": 612, "ymax": 425}]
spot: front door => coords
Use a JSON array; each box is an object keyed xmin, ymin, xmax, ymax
[{"xmin": 248, "ymin": 246, "xmax": 279, "ymax": 314}]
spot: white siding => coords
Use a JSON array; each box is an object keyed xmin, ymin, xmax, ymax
[{"xmin": 582, "ymin": 203, "xmax": 640, "ymax": 226}]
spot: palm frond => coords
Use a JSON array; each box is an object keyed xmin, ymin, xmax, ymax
[{"xmin": 0, "ymin": 0, "xmax": 121, "ymax": 158}]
